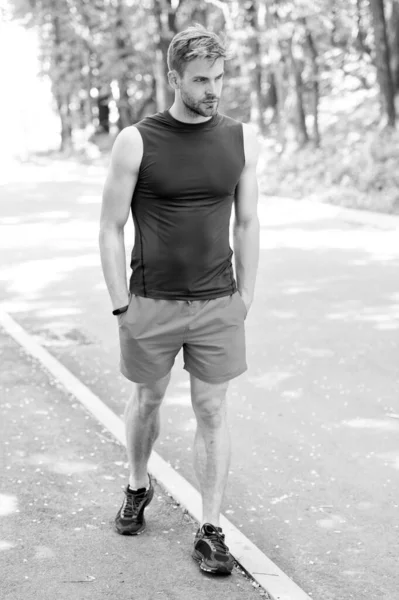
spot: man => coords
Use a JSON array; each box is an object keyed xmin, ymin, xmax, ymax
[{"xmin": 99, "ymin": 24, "xmax": 259, "ymax": 576}]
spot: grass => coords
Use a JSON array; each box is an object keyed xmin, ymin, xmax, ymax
[{"xmin": 257, "ymin": 88, "xmax": 399, "ymax": 214}]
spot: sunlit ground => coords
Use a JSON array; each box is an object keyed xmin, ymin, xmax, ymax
[{"xmin": 0, "ymin": 176, "xmax": 398, "ymax": 334}]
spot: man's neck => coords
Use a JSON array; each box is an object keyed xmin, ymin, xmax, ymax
[{"xmin": 168, "ymin": 103, "xmax": 213, "ymax": 125}]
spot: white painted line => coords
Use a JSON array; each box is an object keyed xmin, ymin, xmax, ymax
[{"xmin": 0, "ymin": 309, "xmax": 312, "ymax": 600}]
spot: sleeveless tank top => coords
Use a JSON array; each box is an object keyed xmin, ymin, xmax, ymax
[{"xmin": 129, "ymin": 109, "xmax": 245, "ymax": 300}]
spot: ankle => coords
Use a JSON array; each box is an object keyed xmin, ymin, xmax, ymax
[
  {"xmin": 201, "ymin": 519, "xmax": 220, "ymax": 528},
  {"xmin": 129, "ymin": 473, "xmax": 150, "ymax": 491}
]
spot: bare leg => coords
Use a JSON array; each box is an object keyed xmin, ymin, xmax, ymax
[
  {"xmin": 125, "ymin": 372, "xmax": 171, "ymax": 489},
  {"xmin": 190, "ymin": 374, "xmax": 231, "ymax": 527}
]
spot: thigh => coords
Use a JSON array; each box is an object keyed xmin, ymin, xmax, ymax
[
  {"xmin": 118, "ymin": 294, "xmax": 183, "ymax": 383},
  {"xmin": 190, "ymin": 374, "xmax": 229, "ymax": 404},
  {"xmin": 183, "ymin": 291, "xmax": 247, "ymax": 385},
  {"xmin": 136, "ymin": 371, "xmax": 171, "ymax": 399}
]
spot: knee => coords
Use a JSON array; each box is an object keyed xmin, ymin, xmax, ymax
[
  {"xmin": 135, "ymin": 386, "xmax": 164, "ymax": 418},
  {"xmin": 193, "ymin": 396, "xmax": 226, "ymax": 429},
  {"xmin": 129, "ymin": 372, "xmax": 170, "ymax": 418}
]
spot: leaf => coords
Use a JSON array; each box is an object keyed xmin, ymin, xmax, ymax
[{"xmin": 62, "ymin": 575, "xmax": 96, "ymax": 583}]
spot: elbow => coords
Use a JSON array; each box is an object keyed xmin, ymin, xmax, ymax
[
  {"xmin": 99, "ymin": 217, "xmax": 123, "ymax": 236},
  {"xmin": 234, "ymin": 215, "xmax": 260, "ymax": 230},
  {"xmin": 99, "ymin": 221, "xmax": 123, "ymax": 247}
]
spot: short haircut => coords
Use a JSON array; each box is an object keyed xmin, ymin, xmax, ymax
[{"xmin": 167, "ymin": 24, "xmax": 229, "ymax": 76}]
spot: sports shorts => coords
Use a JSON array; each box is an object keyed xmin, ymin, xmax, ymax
[{"xmin": 117, "ymin": 290, "xmax": 247, "ymax": 385}]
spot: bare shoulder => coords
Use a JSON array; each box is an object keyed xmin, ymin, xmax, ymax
[
  {"xmin": 110, "ymin": 125, "xmax": 143, "ymax": 174},
  {"xmin": 241, "ymin": 122, "xmax": 260, "ymax": 167}
]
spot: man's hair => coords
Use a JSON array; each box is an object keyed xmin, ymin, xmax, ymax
[{"xmin": 167, "ymin": 24, "xmax": 229, "ymax": 76}]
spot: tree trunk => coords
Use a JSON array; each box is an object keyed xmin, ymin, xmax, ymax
[
  {"xmin": 287, "ymin": 38, "xmax": 309, "ymax": 147},
  {"xmin": 98, "ymin": 92, "xmax": 110, "ymax": 133},
  {"xmin": 263, "ymin": 70, "xmax": 277, "ymax": 109},
  {"xmin": 331, "ymin": 0, "xmax": 338, "ymax": 46},
  {"xmin": 252, "ymin": 32, "xmax": 266, "ymax": 134},
  {"xmin": 56, "ymin": 93, "xmax": 73, "ymax": 152},
  {"xmin": 272, "ymin": 59, "xmax": 288, "ymax": 152},
  {"xmin": 154, "ymin": 47, "xmax": 169, "ymax": 111},
  {"xmin": 78, "ymin": 51, "xmax": 93, "ymax": 129},
  {"xmin": 52, "ymin": 14, "xmax": 73, "ymax": 151},
  {"xmin": 263, "ymin": 0, "xmax": 287, "ymax": 145},
  {"xmin": 244, "ymin": 0, "xmax": 266, "ymax": 134},
  {"xmin": 115, "ymin": 0, "xmax": 134, "ymax": 129},
  {"xmin": 152, "ymin": 0, "xmax": 176, "ymax": 110},
  {"xmin": 133, "ymin": 78, "xmax": 157, "ymax": 122},
  {"xmin": 369, "ymin": 0, "xmax": 396, "ymax": 126},
  {"xmin": 85, "ymin": 50, "xmax": 94, "ymax": 128},
  {"xmin": 355, "ymin": 0, "xmax": 372, "ymax": 56},
  {"xmin": 387, "ymin": 0, "xmax": 399, "ymax": 91},
  {"xmin": 117, "ymin": 81, "xmax": 132, "ymax": 130},
  {"xmin": 302, "ymin": 19, "xmax": 320, "ymax": 147}
]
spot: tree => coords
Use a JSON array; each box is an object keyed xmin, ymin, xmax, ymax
[
  {"xmin": 152, "ymin": 0, "xmax": 177, "ymax": 111},
  {"xmin": 302, "ymin": 17, "xmax": 320, "ymax": 147},
  {"xmin": 243, "ymin": 0, "xmax": 267, "ymax": 135},
  {"xmin": 10, "ymin": 0, "xmax": 398, "ymax": 156},
  {"xmin": 369, "ymin": 0, "xmax": 396, "ymax": 127},
  {"xmin": 387, "ymin": 0, "xmax": 399, "ymax": 91}
]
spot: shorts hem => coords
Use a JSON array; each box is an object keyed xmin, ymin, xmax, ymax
[
  {"xmin": 184, "ymin": 364, "xmax": 247, "ymax": 385},
  {"xmin": 120, "ymin": 364, "xmax": 172, "ymax": 384}
]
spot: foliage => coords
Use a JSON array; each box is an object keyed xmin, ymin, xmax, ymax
[
  {"xmin": 8, "ymin": 0, "xmax": 399, "ymax": 211},
  {"xmin": 259, "ymin": 90, "xmax": 399, "ymax": 213}
]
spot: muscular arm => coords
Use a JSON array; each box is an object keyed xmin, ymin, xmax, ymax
[
  {"xmin": 99, "ymin": 126, "xmax": 143, "ymax": 311},
  {"xmin": 233, "ymin": 123, "xmax": 260, "ymax": 312}
]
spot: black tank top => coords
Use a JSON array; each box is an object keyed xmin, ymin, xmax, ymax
[{"xmin": 129, "ymin": 109, "xmax": 245, "ymax": 300}]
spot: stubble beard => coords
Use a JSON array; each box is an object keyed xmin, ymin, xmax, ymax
[{"xmin": 180, "ymin": 89, "xmax": 219, "ymax": 118}]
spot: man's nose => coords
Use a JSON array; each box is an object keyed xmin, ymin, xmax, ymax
[{"xmin": 206, "ymin": 81, "xmax": 217, "ymax": 96}]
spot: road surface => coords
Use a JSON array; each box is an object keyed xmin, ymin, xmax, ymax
[{"xmin": 1, "ymin": 157, "xmax": 398, "ymax": 599}]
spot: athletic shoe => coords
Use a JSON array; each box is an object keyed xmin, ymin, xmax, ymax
[
  {"xmin": 192, "ymin": 523, "xmax": 235, "ymax": 575},
  {"xmin": 115, "ymin": 476, "xmax": 154, "ymax": 535}
]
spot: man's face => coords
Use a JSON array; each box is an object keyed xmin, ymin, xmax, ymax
[{"xmin": 176, "ymin": 57, "xmax": 224, "ymax": 117}]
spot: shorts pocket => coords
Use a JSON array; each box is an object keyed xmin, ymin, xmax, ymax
[
  {"xmin": 117, "ymin": 293, "xmax": 134, "ymax": 327},
  {"xmin": 236, "ymin": 291, "xmax": 248, "ymax": 319}
]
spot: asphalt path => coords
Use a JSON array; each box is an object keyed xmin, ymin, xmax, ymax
[
  {"xmin": 1, "ymin": 329, "xmax": 264, "ymax": 600},
  {"xmin": 1, "ymin": 157, "xmax": 399, "ymax": 599}
]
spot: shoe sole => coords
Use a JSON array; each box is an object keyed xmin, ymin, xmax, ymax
[
  {"xmin": 116, "ymin": 519, "xmax": 147, "ymax": 536},
  {"xmin": 115, "ymin": 487, "xmax": 154, "ymax": 536},
  {"xmin": 192, "ymin": 549, "xmax": 233, "ymax": 575}
]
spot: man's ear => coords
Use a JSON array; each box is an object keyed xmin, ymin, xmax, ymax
[{"xmin": 168, "ymin": 70, "xmax": 180, "ymax": 90}]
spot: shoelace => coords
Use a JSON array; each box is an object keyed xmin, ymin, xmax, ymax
[
  {"xmin": 121, "ymin": 489, "xmax": 146, "ymax": 519},
  {"xmin": 205, "ymin": 529, "xmax": 229, "ymax": 554}
]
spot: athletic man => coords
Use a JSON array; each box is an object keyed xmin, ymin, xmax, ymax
[{"xmin": 99, "ymin": 24, "xmax": 259, "ymax": 575}]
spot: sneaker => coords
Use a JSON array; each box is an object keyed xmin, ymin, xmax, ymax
[
  {"xmin": 115, "ymin": 476, "xmax": 154, "ymax": 535},
  {"xmin": 192, "ymin": 523, "xmax": 235, "ymax": 575}
]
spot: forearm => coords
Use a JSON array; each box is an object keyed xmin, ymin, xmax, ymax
[
  {"xmin": 233, "ymin": 217, "xmax": 260, "ymax": 299},
  {"xmin": 99, "ymin": 226, "xmax": 129, "ymax": 310}
]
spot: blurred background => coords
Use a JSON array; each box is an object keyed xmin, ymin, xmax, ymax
[{"xmin": 2, "ymin": 0, "xmax": 399, "ymax": 212}]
